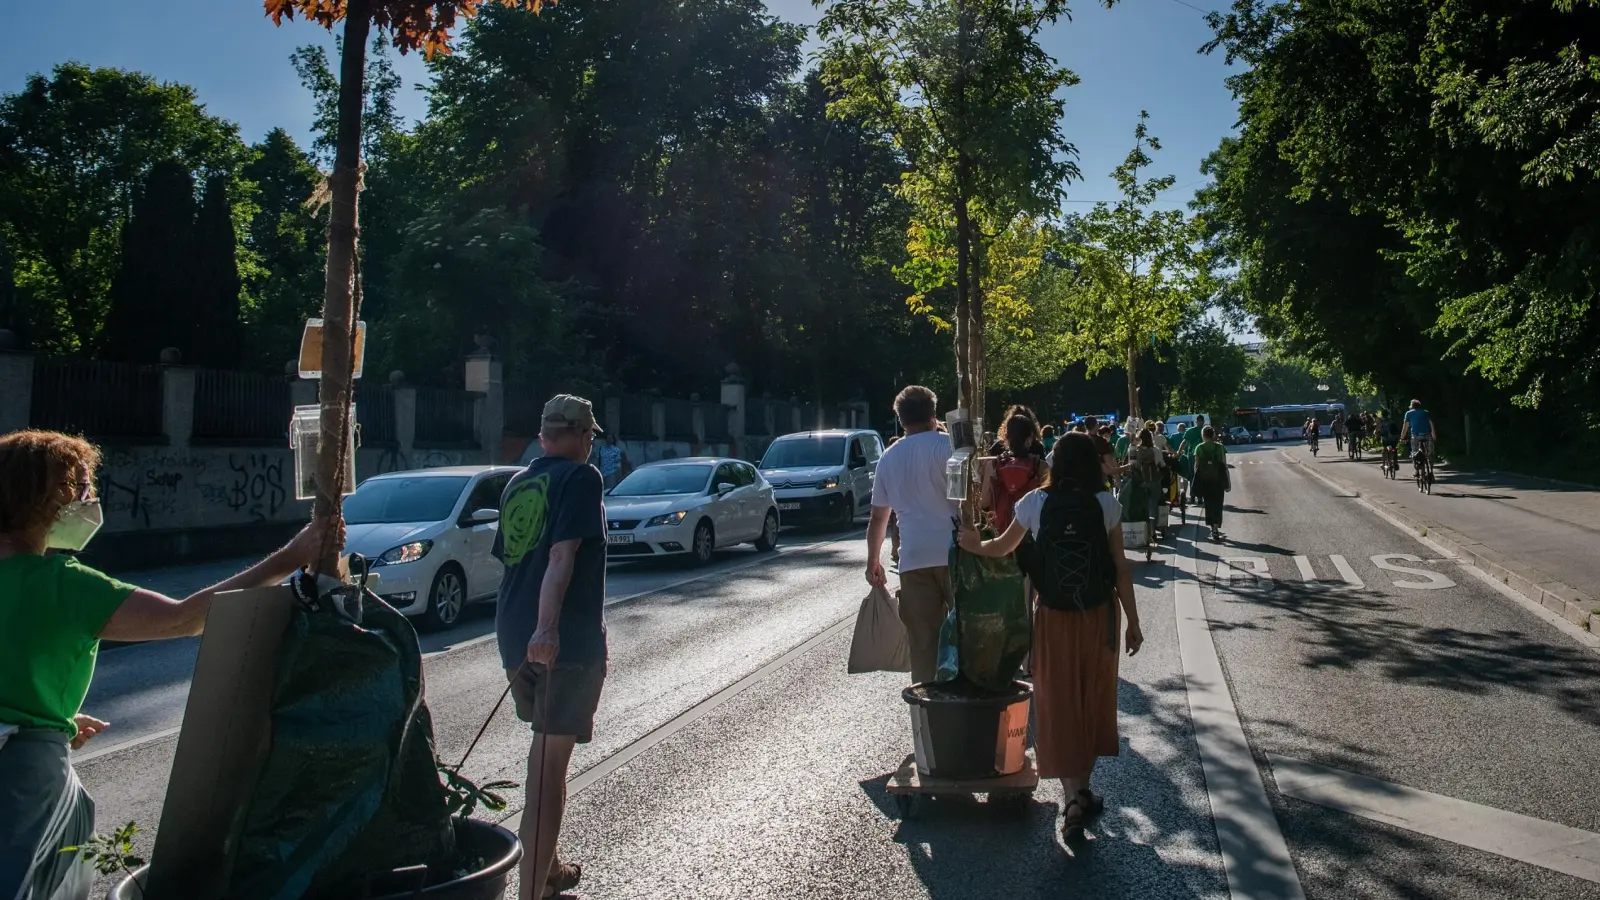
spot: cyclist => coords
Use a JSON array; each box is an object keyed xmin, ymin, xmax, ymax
[
  {"xmin": 1398, "ymin": 398, "xmax": 1436, "ymax": 471},
  {"xmin": 1377, "ymin": 412, "xmax": 1399, "ymax": 475},
  {"xmin": 1305, "ymin": 417, "xmax": 1320, "ymax": 455},
  {"xmin": 1346, "ymin": 410, "xmax": 1366, "ymax": 459}
]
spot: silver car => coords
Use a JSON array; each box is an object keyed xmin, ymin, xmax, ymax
[{"xmin": 603, "ymin": 458, "xmax": 780, "ymax": 564}]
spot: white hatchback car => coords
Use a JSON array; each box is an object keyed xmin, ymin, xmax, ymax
[
  {"xmin": 603, "ymin": 457, "xmax": 779, "ymax": 564},
  {"xmin": 343, "ymin": 465, "xmax": 521, "ymax": 630}
]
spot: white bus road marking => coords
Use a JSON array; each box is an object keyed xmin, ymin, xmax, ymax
[
  {"xmin": 1272, "ymin": 754, "xmax": 1600, "ymax": 884},
  {"xmin": 1294, "ymin": 555, "xmax": 1319, "ymax": 583},
  {"xmin": 1217, "ymin": 556, "xmax": 1273, "ymax": 587},
  {"xmin": 1176, "ymin": 531, "xmax": 1308, "ymax": 900},
  {"xmin": 1371, "ymin": 554, "xmax": 1455, "ymax": 590},
  {"xmin": 1330, "ymin": 554, "xmax": 1364, "ymax": 589}
]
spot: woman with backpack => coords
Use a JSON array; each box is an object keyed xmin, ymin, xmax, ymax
[
  {"xmin": 959, "ymin": 432, "xmax": 1142, "ymax": 841},
  {"xmin": 1193, "ymin": 425, "xmax": 1231, "ymax": 540},
  {"xmin": 985, "ymin": 414, "xmax": 1047, "ymax": 532}
]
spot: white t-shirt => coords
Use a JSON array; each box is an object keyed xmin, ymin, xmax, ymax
[
  {"xmin": 871, "ymin": 430, "xmax": 959, "ymax": 573},
  {"xmin": 1012, "ymin": 488, "xmax": 1121, "ymax": 538}
]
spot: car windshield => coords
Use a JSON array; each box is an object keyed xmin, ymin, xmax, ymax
[
  {"xmin": 343, "ymin": 476, "xmax": 469, "ymax": 525},
  {"xmin": 610, "ymin": 465, "xmax": 711, "ymax": 496},
  {"xmin": 761, "ymin": 437, "xmax": 845, "ymax": 469}
]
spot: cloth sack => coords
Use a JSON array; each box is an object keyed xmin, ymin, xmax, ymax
[{"xmin": 847, "ymin": 586, "xmax": 911, "ymax": 674}]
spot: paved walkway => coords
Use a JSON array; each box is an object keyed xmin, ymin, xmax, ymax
[{"xmin": 1287, "ymin": 444, "xmax": 1599, "ymax": 608}]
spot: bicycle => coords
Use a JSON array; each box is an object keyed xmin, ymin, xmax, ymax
[
  {"xmin": 1308, "ymin": 433, "xmax": 1319, "ymax": 457},
  {"xmin": 1411, "ymin": 437, "xmax": 1435, "ymax": 494},
  {"xmin": 1380, "ymin": 443, "xmax": 1399, "ymax": 479},
  {"xmin": 1347, "ymin": 433, "xmax": 1363, "ymax": 461}
]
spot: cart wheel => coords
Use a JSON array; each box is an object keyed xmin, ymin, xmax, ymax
[{"xmin": 895, "ymin": 794, "xmax": 913, "ymax": 819}]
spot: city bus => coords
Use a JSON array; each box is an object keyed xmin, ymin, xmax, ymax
[{"xmin": 1233, "ymin": 403, "xmax": 1345, "ymax": 441}]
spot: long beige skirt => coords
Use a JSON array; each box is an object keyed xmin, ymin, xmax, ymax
[{"xmin": 1031, "ymin": 601, "xmax": 1121, "ymax": 780}]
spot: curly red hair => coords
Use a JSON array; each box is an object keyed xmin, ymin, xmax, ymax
[{"xmin": 0, "ymin": 430, "xmax": 101, "ymax": 538}]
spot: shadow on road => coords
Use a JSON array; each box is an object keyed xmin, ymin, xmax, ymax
[{"xmin": 859, "ymin": 679, "xmax": 1227, "ymax": 900}]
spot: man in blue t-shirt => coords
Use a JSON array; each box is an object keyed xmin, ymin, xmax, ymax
[
  {"xmin": 1399, "ymin": 399, "xmax": 1437, "ymax": 462},
  {"xmin": 494, "ymin": 394, "xmax": 607, "ymax": 900}
]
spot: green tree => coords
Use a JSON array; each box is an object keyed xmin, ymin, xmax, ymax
[
  {"xmin": 101, "ymin": 161, "xmax": 198, "ymax": 363},
  {"xmin": 241, "ymin": 128, "xmax": 326, "ymax": 371},
  {"xmin": 0, "ymin": 63, "xmax": 247, "ymax": 353},
  {"xmin": 191, "ymin": 174, "xmax": 244, "ymax": 368},
  {"xmin": 1059, "ymin": 112, "xmax": 1209, "ymax": 419},
  {"xmin": 1170, "ymin": 319, "xmax": 1249, "ymax": 419},
  {"xmin": 817, "ymin": 0, "xmax": 1081, "ymax": 418}
]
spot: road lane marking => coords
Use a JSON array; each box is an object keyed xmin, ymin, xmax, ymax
[
  {"xmin": 1271, "ymin": 754, "xmax": 1600, "ymax": 884},
  {"xmin": 498, "ymin": 612, "xmax": 860, "ymax": 832},
  {"xmin": 1371, "ymin": 554, "xmax": 1455, "ymax": 590},
  {"xmin": 1293, "ymin": 555, "xmax": 1318, "ymax": 584},
  {"xmin": 1283, "ymin": 455, "xmax": 1600, "ymax": 654},
  {"xmin": 76, "ymin": 530, "xmax": 868, "ymax": 764},
  {"xmin": 1330, "ymin": 554, "xmax": 1363, "ymax": 589},
  {"xmin": 426, "ymin": 530, "xmax": 863, "ymax": 656},
  {"xmin": 1176, "ymin": 530, "xmax": 1307, "ymax": 900}
]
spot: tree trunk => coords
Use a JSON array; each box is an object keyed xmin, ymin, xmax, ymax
[
  {"xmin": 1126, "ymin": 342, "xmax": 1140, "ymax": 421},
  {"xmin": 313, "ymin": 1, "xmax": 372, "ymax": 576}
]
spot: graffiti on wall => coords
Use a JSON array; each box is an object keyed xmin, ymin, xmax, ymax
[{"xmin": 93, "ymin": 445, "xmax": 489, "ymax": 533}]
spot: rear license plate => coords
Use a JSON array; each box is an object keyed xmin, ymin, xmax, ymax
[
  {"xmin": 779, "ymin": 502, "xmax": 800, "ymax": 511},
  {"xmin": 606, "ymin": 534, "xmax": 634, "ymax": 545}
]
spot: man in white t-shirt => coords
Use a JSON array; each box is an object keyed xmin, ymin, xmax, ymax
[{"xmin": 866, "ymin": 386, "xmax": 959, "ymax": 684}]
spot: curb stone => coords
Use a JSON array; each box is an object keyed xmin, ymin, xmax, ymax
[{"xmin": 1283, "ymin": 453, "xmax": 1597, "ymax": 633}]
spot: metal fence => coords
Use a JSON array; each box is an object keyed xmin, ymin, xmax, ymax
[
  {"xmin": 745, "ymin": 398, "xmax": 770, "ymax": 436},
  {"xmin": 702, "ymin": 399, "xmax": 731, "ymax": 441},
  {"xmin": 29, "ymin": 359, "xmax": 164, "ymax": 440},
  {"xmin": 192, "ymin": 370, "xmax": 291, "ymax": 442},
  {"xmin": 415, "ymin": 386, "xmax": 478, "ymax": 446},
  {"xmin": 356, "ymin": 382, "xmax": 397, "ymax": 445},
  {"xmin": 771, "ymin": 400, "xmax": 796, "ymax": 436},
  {"xmin": 663, "ymin": 397, "xmax": 695, "ymax": 440},
  {"xmin": 503, "ymin": 386, "xmax": 543, "ymax": 436},
  {"xmin": 620, "ymin": 394, "xmax": 654, "ymax": 439}
]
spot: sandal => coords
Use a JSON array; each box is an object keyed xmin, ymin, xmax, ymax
[
  {"xmin": 1077, "ymin": 788, "xmax": 1105, "ymax": 817},
  {"xmin": 542, "ymin": 862, "xmax": 582, "ymax": 898},
  {"xmin": 1061, "ymin": 797, "xmax": 1087, "ymax": 841}
]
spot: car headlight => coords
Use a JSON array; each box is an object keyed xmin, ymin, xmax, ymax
[
  {"xmin": 376, "ymin": 540, "xmax": 433, "ymax": 565},
  {"xmin": 645, "ymin": 511, "xmax": 689, "ymax": 527},
  {"xmin": 817, "ymin": 477, "xmax": 839, "ymax": 490}
]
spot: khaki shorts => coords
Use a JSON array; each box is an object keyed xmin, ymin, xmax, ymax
[{"xmin": 507, "ymin": 661, "xmax": 607, "ymax": 744}]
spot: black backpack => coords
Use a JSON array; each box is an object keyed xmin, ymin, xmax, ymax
[{"xmin": 1029, "ymin": 489, "xmax": 1116, "ymax": 613}]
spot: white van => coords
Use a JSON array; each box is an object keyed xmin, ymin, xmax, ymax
[
  {"xmin": 1164, "ymin": 413, "xmax": 1216, "ymax": 439},
  {"xmin": 758, "ymin": 429, "xmax": 883, "ymax": 526}
]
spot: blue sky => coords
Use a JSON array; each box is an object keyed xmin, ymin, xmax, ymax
[{"xmin": 2, "ymin": 0, "xmax": 1239, "ymax": 207}]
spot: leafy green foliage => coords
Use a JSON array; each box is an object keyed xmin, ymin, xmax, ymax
[
  {"xmin": 1171, "ymin": 320, "xmax": 1250, "ymax": 419},
  {"xmin": 62, "ymin": 820, "xmax": 145, "ymax": 884},
  {"xmin": 1196, "ymin": 0, "xmax": 1600, "ymax": 464},
  {"xmin": 0, "ymin": 64, "xmax": 249, "ymax": 353},
  {"xmin": 816, "ymin": 0, "xmax": 1084, "ymax": 413},
  {"xmin": 1059, "ymin": 112, "xmax": 1209, "ymax": 418},
  {"xmin": 437, "ymin": 765, "xmax": 518, "ymax": 819}
]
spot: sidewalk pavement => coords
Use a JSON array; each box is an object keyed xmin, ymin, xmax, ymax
[{"xmin": 1286, "ymin": 444, "xmax": 1599, "ymax": 633}]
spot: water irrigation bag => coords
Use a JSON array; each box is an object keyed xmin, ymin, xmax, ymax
[{"xmin": 226, "ymin": 588, "xmax": 455, "ymax": 900}]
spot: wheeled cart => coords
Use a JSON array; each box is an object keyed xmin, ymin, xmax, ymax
[{"xmin": 886, "ymin": 750, "xmax": 1040, "ymax": 820}]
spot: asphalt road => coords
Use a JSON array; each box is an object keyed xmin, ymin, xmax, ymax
[{"xmin": 75, "ymin": 445, "xmax": 1600, "ymax": 899}]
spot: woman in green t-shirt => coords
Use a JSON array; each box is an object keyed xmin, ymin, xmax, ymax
[
  {"xmin": 1192, "ymin": 426, "xmax": 1231, "ymax": 541},
  {"xmin": 0, "ymin": 430, "xmax": 338, "ymax": 900}
]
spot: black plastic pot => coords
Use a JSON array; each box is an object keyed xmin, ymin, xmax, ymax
[
  {"xmin": 106, "ymin": 817, "xmax": 521, "ymax": 900},
  {"xmin": 903, "ymin": 679, "xmax": 1033, "ymax": 780}
]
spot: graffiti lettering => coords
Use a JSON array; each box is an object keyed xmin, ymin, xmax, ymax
[{"xmin": 226, "ymin": 453, "xmax": 288, "ymax": 523}]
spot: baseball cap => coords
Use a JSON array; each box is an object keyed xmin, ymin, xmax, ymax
[{"xmin": 541, "ymin": 394, "xmax": 603, "ymax": 434}]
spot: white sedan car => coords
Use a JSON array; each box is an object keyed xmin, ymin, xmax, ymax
[
  {"xmin": 343, "ymin": 465, "xmax": 521, "ymax": 630},
  {"xmin": 604, "ymin": 457, "xmax": 780, "ymax": 564}
]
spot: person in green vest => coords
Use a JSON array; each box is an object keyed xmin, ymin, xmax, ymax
[
  {"xmin": 1192, "ymin": 425, "xmax": 1231, "ymax": 541},
  {"xmin": 1041, "ymin": 424, "xmax": 1057, "ymax": 453}
]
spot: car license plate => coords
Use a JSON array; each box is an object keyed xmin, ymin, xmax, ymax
[
  {"xmin": 779, "ymin": 502, "xmax": 800, "ymax": 511},
  {"xmin": 606, "ymin": 534, "xmax": 634, "ymax": 545}
]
